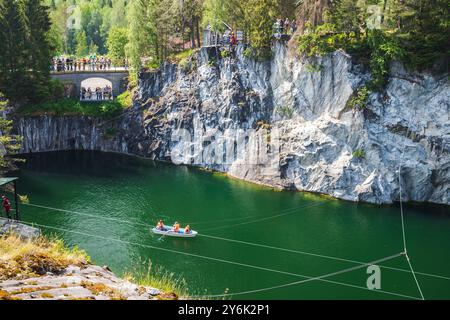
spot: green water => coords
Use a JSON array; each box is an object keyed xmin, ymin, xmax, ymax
[{"xmin": 11, "ymin": 151, "xmax": 450, "ymax": 299}]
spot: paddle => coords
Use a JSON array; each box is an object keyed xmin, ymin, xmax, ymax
[{"xmin": 157, "ymin": 229, "xmax": 171, "ymax": 241}]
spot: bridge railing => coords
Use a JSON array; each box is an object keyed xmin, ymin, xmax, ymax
[{"xmin": 50, "ymin": 65, "xmax": 129, "ymax": 74}]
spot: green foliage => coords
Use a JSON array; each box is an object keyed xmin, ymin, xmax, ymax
[
  {"xmin": 207, "ymin": 57, "xmax": 217, "ymax": 67},
  {"xmin": 220, "ymin": 50, "xmax": 230, "ymax": 59},
  {"xmin": 116, "ymin": 90, "xmax": 133, "ymax": 109},
  {"xmin": 123, "ymin": 260, "xmax": 189, "ymax": 298},
  {"xmin": 0, "ymin": 93, "xmax": 23, "ymax": 173},
  {"xmin": 242, "ymin": 47, "xmax": 253, "ymax": 58},
  {"xmin": 202, "ymin": 0, "xmax": 245, "ymax": 32},
  {"xmin": 276, "ymin": 105, "xmax": 294, "ymax": 119},
  {"xmin": 296, "ymin": 0, "xmax": 449, "ymax": 91},
  {"xmin": 106, "ymin": 27, "xmax": 128, "ymax": 65},
  {"xmin": 144, "ymin": 60, "xmax": 161, "ymax": 70},
  {"xmin": 352, "ymin": 149, "xmax": 365, "ymax": 159},
  {"xmin": 366, "ymin": 30, "xmax": 405, "ymax": 90},
  {"xmin": 47, "ymin": 0, "xmax": 129, "ymax": 56},
  {"xmin": 18, "ymin": 98, "xmax": 125, "ymax": 118},
  {"xmin": 347, "ymin": 86, "xmax": 370, "ymax": 110},
  {"xmin": 168, "ymin": 49, "xmax": 197, "ymax": 64},
  {"xmin": 0, "ymin": 0, "xmax": 52, "ymax": 104},
  {"xmin": 305, "ymin": 63, "xmax": 324, "ymax": 73},
  {"xmin": 244, "ymin": 0, "xmax": 279, "ymax": 60},
  {"xmin": 298, "ymin": 23, "xmax": 365, "ymax": 58},
  {"xmin": 75, "ymin": 31, "xmax": 89, "ymax": 57},
  {"xmin": 125, "ymin": 0, "xmax": 203, "ymax": 79}
]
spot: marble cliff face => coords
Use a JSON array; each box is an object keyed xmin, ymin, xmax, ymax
[{"xmin": 17, "ymin": 43, "xmax": 450, "ymax": 205}]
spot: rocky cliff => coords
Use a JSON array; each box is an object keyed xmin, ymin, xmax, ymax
[{"xmin": 15, "ymin": 43, "xmax": 450, "ymax": 205}]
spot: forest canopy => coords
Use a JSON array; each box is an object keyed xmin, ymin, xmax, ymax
[{"xmin": 0, "ymin": 0, "xmax": 448, "ymax": 104}]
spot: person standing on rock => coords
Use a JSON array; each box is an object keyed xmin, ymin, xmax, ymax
[{"xmin": 2, "ymin": 195, "xmax": 11, "ymax": 219}]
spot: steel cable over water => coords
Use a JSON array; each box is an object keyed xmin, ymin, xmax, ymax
[
  {"xmin": 20, "ymin": 220, "xmax": 420, "ymax": 300},
  {"xmin": 21, "ymin": 202, "xmax": 450, "ymax": 281}
]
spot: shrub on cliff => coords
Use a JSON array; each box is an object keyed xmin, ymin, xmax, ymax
[{"xmin": 18, "ymin": 98, "xmax": 125, "ymax": 118}]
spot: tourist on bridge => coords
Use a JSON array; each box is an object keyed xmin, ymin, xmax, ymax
[
  {"xmin": 86, "ymin": 88, "xmax": 92, "ymax": 100},
  {"xmin": 81, "ymin": 87, "xmax": 86, "ymax": 100},
  {"xmin": 2, "ymin": 195, "xmax": 11, "ymax": 219},
  {"xmin": 95, "ymin": 87, "xmax": 102, "ymax": 100}
]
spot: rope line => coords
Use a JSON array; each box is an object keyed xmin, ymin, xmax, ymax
[
  {"xmin": 23, "ymin": 202, "xmax": 312, "ymax": 229},
  {"xmin": 20, "ymin": 202, "xmax": 450, "ymax": 281},
  {"xmin": 202, "ymin": 202, "xmax": 325, "ymax": 232},
  {"xmin": 22, "ymin": 203, "xmax": 149, "ymax": 227},
  {"xmin": 197, "ymin": 233, "xmax": 450, "ymax": 281},
  {"xmin": 397, "ymin": 107, "xmax": 425, "ymax": 300},
  {"xmin": 185, "ymin": 202, "xmax": 324, "ymax": 225},
  {"xmin": 405, "ymin": 253, "xmax": 425, "ymax": 300},
  {"xmin": 20, "ymin": 220, "xmax": 419, "ymax": 300},
  {"xmin": 192, "ymin": 253, "xmax": 409, "ymax": 299}
]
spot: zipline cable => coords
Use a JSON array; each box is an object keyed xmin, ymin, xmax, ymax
[
  {"xmin": 397, "ymin": 98, "xmax": 425, "ymax": 300},
  {"xmin": 20, "ymin": 202, "xmax": 450, "ymax": 281},
  {"xmin": 20, "ymin": 220, "xmax": 418, "ymax": 300},
  {"xmin": 22, "ymin": 203, "xmax": 149, "ymax": 227},
  {"xmin": 192, "ymin": 253, "xmax": 408, "ymax": 299},
  {"xmin": 202, "ymin": 202, "xmax": 325, "ymax": 232},
  {"xmin": 186, "ymin": 202, "xmax": 323, "ymax": 225},
  {"xmin": 23, "ymin": 203, "xmax": 316, "ymax": 230}
]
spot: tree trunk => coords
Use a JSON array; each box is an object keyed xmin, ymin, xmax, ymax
[
  {"xmin": 381, "ymin": 0, "xmax": 388, "ymax": 25},
  {"xmin": 195, "ymin": 16, "xmax": 201, "ymax": 48},
  {"xmin": 190, "ymin": 20, "xmax": 195, "ymax": 48}
]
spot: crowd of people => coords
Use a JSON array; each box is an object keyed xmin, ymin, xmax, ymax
[
  {"xmin": 156, "ymin": 219, "xmax": 191, "ymax": 234},
  {"xmin": 51, "ymin": 56, "xmax": 129, "ymax": 72},
  {"xmin": 273, "ymin": 17, "xmax": 297, "ymax": 37},
  {"xmin": 80, "ymin": 85, "xmax": 113, "ymax": 101},
  {"xmin": 222, "ymin": 30, "xmax": 239, "ymax": 46}
]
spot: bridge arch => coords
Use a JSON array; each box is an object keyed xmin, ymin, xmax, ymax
[
  {"xmin": 80, "ymin": 77, "xmax": 113, "ymax": 101},
  {"xmin": 50, "ymin": 71, "xmax": 129, "ymax": 99}
]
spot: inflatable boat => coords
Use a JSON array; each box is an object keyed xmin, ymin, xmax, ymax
[{"xmin": 151, "ymin": 227, "xmax": 198, "ymax": 238}]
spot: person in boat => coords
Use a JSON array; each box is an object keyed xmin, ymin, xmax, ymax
[
  {"xmin": 184, "ymin": 225, "xmax": 191, "ymax": 234},
  {"xmin": 173, "ymin": 221, "xmax": 180, "ymax": 233},
  {"xmin": 156, "ymin": 219, "xmax": 165, "ymax": 230}
]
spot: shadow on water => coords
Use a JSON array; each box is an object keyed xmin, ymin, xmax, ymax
[{"xmin": 17, "ymin": 151, "xmax": 161, "ymax": 177}]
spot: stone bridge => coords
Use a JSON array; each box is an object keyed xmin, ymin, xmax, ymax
[{"xmin": 50, "ymin": 69, "xmax": 129, "ymax": 98}]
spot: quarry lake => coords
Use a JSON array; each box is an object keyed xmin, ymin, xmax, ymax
[{"xmin": 13, "ymin": 151, "xmax": 450, "ymax": 299}]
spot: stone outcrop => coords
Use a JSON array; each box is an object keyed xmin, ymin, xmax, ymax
[
  {"xmin": 15, "ymin": 43, "xmax": 450, "ymax": 205},
  {"xmin": 0, "ymin": 218, "xmax": 40, "ymax": 240},
  {"xmin": 0, "ymin": 265, "xmax": 174, "ymax": 300}
]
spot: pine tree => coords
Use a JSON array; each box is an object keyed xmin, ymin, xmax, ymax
[
  {"xmin": 76, "ymin": 30, "xmax": 89, "ymax": 56},
  {"xmin": 244, "ymin": 0, "xmax": 279, "ymax": 59},
  {"xmin": 0, "ymin": 0, "xmax": 29, "ymax": 103},
  {"xmin": 23, "ymin": 0, "xmax": 52, "ymax": 102},
  {"xmin": 0, "ymin": 93, "xmax": 22, "ymax": 173},
  {"xmin": 0, "ymin": 0, "xmax": 53, "ymax": 104}
]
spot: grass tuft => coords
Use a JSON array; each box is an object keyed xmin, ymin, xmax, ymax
[
  {"xmin": 123, "ymin": 260, "xmax": 187, "ymax": 299},
  {"xmin": 0, "ymin": 233, "xmax": 90, "ymax": 281}
]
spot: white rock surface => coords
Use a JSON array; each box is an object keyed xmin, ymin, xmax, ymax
[
  {"xmin": 16, "ymin": 44, "xmax": 450, "ymax": 205},
  {"xmin": 0, "ymin": 265, "xmax": 174, "ymax": 300}
]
